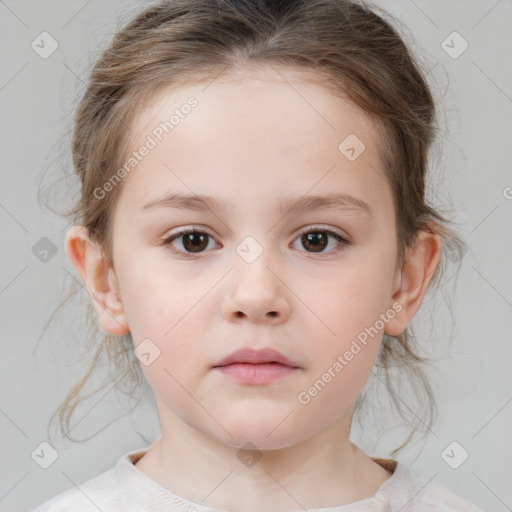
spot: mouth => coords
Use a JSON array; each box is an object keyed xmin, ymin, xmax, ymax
[
  {"xmin": 212, "ymin": 347, "xmax": 299, "ymax": 368},
  {"xmin": 213, "ymin": 362, "xmax": 299, "ymax": 384},
  {"xmin": 212, "ymin": 348, "xmax": 300, "ymax": 385}
]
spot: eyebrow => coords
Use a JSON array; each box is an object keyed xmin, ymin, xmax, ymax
[{"xmin": 142, "ymin": 191, "xmax": 373, "ymax": 218}]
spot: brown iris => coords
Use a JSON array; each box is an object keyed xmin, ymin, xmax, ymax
[
  {"xmin": 182, "ymin": 232, "xmax": 209, "ymax": 253},
  {"xmin": 301, "ymin": 232, "xmax": 328, "ymax": 252}
]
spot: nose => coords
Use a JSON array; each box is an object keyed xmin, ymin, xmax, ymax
[{"xmin": 223, "ymin": 249, "xmax": 291, "ymax": 324}]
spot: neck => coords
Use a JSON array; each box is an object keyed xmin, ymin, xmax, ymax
[{"xmin": 135, "ymin": 411, "xmax": 391, "ymax": 511}]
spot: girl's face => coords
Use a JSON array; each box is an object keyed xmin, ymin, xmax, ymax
[{"xmin": 105, "ymin": 66, "xmax": 403, "ymax": 450}]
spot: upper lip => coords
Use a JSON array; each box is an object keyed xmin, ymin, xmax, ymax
[{"xmin": 213, "ymin": 348, "xmax": 299, "ymax": 368}]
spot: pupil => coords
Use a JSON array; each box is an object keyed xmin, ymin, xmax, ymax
[
  {"xmin": 184, "ymin": 233, "xmax": 207, "ymax": 252},
  {"xmin": 304, "ymin": 232, "xmax": 327, "ymax": 252}
]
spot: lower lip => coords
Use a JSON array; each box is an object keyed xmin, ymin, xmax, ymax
[{"xmin": 214, "ymin": 363, "xmax": 298, "ymax": 384}]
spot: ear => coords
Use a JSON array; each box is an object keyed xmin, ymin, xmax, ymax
[
  {"xmin": 65, "ymin": 225, "xmax": 129, "ymax": 336},
  {"xmin": 384, "ymin": 230, "xmax": 442, "ymax": 337}
]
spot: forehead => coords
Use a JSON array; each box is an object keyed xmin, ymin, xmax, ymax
[
  {"xmin": 130, "ymin": 64, "xmax": 381, "ymax": 153},
  {"xmin": 117, "ymin": 64, "xmax": 390, "ymax": 215}
]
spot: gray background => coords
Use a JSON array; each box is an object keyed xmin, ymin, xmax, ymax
[{"xmin": 1, "ymin": 0, "xmax": 511, "ymax": 511}]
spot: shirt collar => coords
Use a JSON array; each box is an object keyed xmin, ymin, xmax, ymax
[{"xmin": 115, "ymin": 446, "xmax": 419, "ymax": 511}]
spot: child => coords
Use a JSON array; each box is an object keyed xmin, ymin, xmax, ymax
[{"xmin": 33, "ymin": 0, "xmax": 485, "ymax": 510}]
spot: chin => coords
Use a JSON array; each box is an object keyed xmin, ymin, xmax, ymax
[{"xmin": 203, "ymin": 416, "xmax": 306, "ymax": 452}]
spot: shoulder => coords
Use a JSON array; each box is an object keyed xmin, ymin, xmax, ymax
[
  {"xmin": 416, "ymin": 479, "xmax": 486, "ymax": 512},
  {"xmin": 31, "ymin": 466, "xmax": 121, "ymax": 512},
  {"xmin": 30, "ymin": 447, "xmax": 154, "ymax": 512},
  {"xmin": 381, "ymin": 461, "xmax": 486, "ymax": 512}
]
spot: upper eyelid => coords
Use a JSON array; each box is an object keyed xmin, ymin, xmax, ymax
[{"xmin": 165, "ymin": 224, "xmax": 348, "ymax": 240}]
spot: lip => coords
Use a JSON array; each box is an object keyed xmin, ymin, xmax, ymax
[
  {"xmin": 212, "ymin": 347, "xmax": 300, "ymax": 385},
  {"xmin": 212, "ymin": 347, "xmax": 299, "ymax": 368},
  {"xmin": 214, "ymin": 363, "xmax": 298, "ymax": 384}
]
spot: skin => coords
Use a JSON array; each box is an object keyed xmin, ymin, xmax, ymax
[{"xmin": 66, "ymin": 64, "xmax": 441, "ymax": 511}]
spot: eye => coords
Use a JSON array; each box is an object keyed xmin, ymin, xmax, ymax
[
  {"xmin": 163, "ymin": 227, "xmax": 218, "ymax": 256},
  {"xmin": 291, "ymin": 226, "xmax": 351, "ymax": 255},
  {"xmin": 162, "ymin": 225, "xmax": 351, "ymax": 257}
]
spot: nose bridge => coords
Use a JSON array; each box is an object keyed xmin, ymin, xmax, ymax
[
  {"xmin": 233, "ymin": 234, "xmax": 280, "ymax": 289},
  {"xmin": 225, "ymin": 234, "xmax": 290, "ymax": 322}
]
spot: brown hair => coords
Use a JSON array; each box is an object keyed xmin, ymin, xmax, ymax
[{"xmin": 39, "ymin": 0, "xmax": 466, "ymax": 455}]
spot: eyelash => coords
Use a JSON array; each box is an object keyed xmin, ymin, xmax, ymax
[{"xmin": 162, "ymin": 225, "xmax": 351, "ymax": 257}]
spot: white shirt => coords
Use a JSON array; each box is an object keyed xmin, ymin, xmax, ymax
[{"xmin": 32, "ymin": 446, "xmax": 485, "ymax": 511}]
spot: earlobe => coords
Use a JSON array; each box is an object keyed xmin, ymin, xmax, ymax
[
  {"xmin": 65, "ymin": 226, "xmax": 130, "ymax": 336},
  {"xmin": 384, "ymin": 230, "xmax": 442, "ymax": 337}
]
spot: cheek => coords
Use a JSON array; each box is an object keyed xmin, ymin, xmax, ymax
[
  {"xmin": 120, "ymin": 268, "xmax": 204, "ymax": 339},
  {"xmin": 292, "ymin": 259, "xmax": 392, "ymax": 391},
  {"xmin": 299, "ymin": 264, "xmax": 392, "ymax": 339},
  {"xmin": 122, "ymin": 287, "xmax": 211, "ymax": 401},
  {"xmin": 135, "ymin": 324, "xmax": 206, "ymax": 412},
  {"xmin": 294, "ymin": 344, "xmax": 377, "ymax": 433}
]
